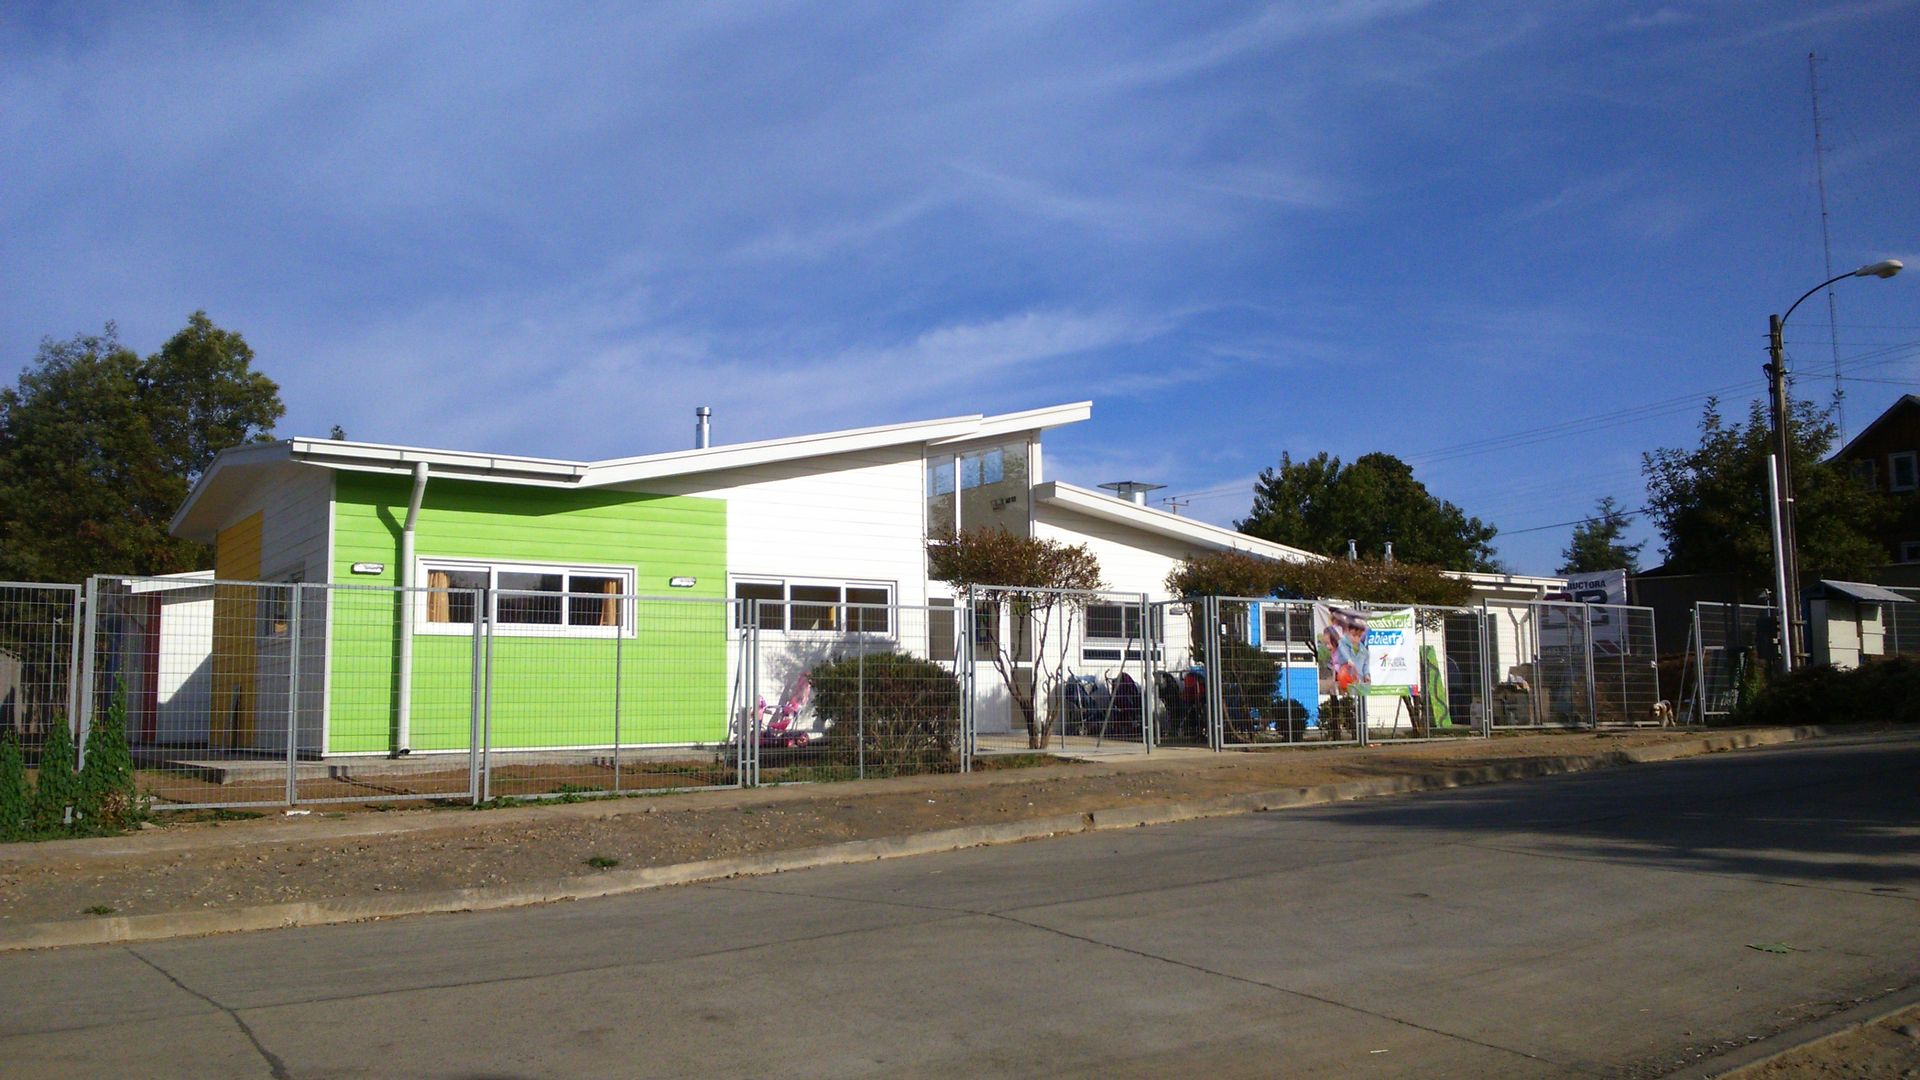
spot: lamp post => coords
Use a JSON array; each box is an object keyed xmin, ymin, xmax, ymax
[{"xmin": 1765, "ymin": 258, "xmax": 1902, "ymax": 672}]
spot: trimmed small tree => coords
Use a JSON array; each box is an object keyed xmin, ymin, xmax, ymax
[
  {"xmin": 0, "ymin": 728, "xmax": 28, "ymax": 840},
  {"xmin": 78, "ymin": 683, "xmax": 140, "ymax": 830},
  {"xmin": 29, "ymin": 715, "xmax": 79, "ymax": 832},
  {"xmin": 927, "ymin": 528, "xmax": 1104, "ymax": 749}
]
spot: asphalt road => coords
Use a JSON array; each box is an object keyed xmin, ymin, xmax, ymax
[{"xmin": 3, "ymin": 733, "xmax": 1916, "ymax": 1079}]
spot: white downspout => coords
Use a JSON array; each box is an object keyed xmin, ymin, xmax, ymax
[{"xmin": 396, "ymin": 462, "xmax": 429, "ymax": 755}]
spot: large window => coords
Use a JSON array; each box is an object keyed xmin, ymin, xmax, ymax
[
  {"xmin": 1083, "ymin": 602, "xmax": 1160, "ymax": 662},
  {"xmin": 732, "ymin": 579, "xmax": 894, "ymax": 634},
  {"xmin": 926, "ymin": 438, "xmax": 1030, "ymax": 540},
  {"xmin": 1260, "ymin": 605, "xmax": 1314, "ymax": 651},
  {"xmin": 420, "ymin": 560, "xmax": 632, "ymax": 635}
]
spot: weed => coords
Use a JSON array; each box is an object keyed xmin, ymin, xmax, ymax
[
  {"xmin": 585, "ymin": 855, "xmax": 620, "ymax": 869},
  {"xmin": 83, "ymin": 904, "xmax": 115, "ymax": 916}
]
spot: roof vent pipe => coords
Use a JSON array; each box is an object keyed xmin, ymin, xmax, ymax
[
  {"xmin": 1098, "ymin": 480, "xmax": 1165, "ymax": 507},
  {"xmin": 695, "ymin": 407, "xmax": 711, "ymax": 449},
  {"xmin": 1347, "ymin": 539, "xmax": 1358, "ymax": 561},
  {"xmin": 1384, "ymin": 542, "xmax": 1394, "ymax": 564}
]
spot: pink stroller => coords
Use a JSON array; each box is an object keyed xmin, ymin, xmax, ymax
[{"xmin": 757, "ymin": 671, "xmax": 825, "ymax": 748}]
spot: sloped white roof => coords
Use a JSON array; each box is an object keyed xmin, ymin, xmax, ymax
[{"xmin": 173, "ymin": 403, "xmax": 1091, "ymax": 539}]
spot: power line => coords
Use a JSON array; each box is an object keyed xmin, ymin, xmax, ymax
[{"xmin": 1500, "ymin": 506, "xmax": 1650, "ymax": 537}]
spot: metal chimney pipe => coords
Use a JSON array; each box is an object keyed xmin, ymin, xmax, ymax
[
  {"xmin": 1384, "ymin": 542, "xmax": 1394, "ymax": 564},
  {"xmin": 695, "ymin": 406, "xmax": 711, "ymax": 449}
]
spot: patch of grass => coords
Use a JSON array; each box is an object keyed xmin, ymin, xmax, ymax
[
  {"xmin": 83, "ymin": 904, "xmax": 115, "ymax": 916},
  {"xmin": 971, "ymin": 753, "xmax": 1065, "ymax": 772},
  {"xmin": 585, "ymin": 855, "xmax": 620, "ymax": 869}
]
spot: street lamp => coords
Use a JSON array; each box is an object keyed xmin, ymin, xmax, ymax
[{"xmin": 1765, "ymin": 258, "xmax": 1903, "ymax": 672}]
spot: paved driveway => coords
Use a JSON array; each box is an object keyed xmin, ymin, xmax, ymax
[{"xmin": 3, "ymin": 733, "xmax": 1916, "ymax": 1078}]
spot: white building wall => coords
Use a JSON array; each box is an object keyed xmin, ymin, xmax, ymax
[
  {"xmin": 252, "ymin": 466, "xmax": 333, "ymax": 754},
  {"xmin": 633, "ymin": 443, "xmax": 933, "ymax": 605}
]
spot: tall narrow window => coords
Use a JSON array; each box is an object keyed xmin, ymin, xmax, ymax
[{"xmin": 927, "ymin": 458, "xmax": 957, "ymax": 539}]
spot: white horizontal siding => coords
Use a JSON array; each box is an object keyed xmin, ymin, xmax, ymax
[
  {"xmin": 257, "ymin": 464, "xmax": 333, "ymax": 583},
  {"xmin": 630, "ymin": 443, "xmax": 933, "ymax": 605}
]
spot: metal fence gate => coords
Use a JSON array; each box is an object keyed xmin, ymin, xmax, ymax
[
  {"xmin": 1686, "ymin": 602, "xmax": 1773, "ymax": 724},
  {"xmin": 964, "ymin": 585, "xmax": 1155, "ymax": 757}
]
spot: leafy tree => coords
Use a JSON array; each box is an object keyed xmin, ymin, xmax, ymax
[
  {"xmin": 1558, "ymin": 496, "xmax": 1646, "ymax": 575},
  {"xmin": 1642, "ymin": 398, "xmax": 1884, "ymax": 588},
  {"xmin": 1238, "ymin": 451, "xmax": 1500, "ymax": 571},
  {"xmin": 29, "ymin": 716, "xmax": 78, "ymax": 832},
  {"xmin": 927, "ymin": 528, "xmax": 1104, "ymax": 749},
  {"xmin": 1166, "ymin": 549, "xmax": 1473, "ymax": 607},
  {"xmin": 0, "ymin": 313, "xmax": 283, "ymax": 582}
]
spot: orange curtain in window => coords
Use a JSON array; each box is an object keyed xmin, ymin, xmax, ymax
[
  {"xmin": 427, "ymin": 570, "xmax": 451, "ymax": 623},
  {"xmin": 601, "ymin": 578, "xmax": 620, "ymax": 627}
]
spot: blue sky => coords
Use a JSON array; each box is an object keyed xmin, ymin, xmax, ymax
[{"xmin": 4, "ymin": 1, "xmax": 1916, "ymax": 575}]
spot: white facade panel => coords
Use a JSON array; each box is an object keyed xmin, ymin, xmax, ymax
[{"xmin": 636, "ymin": 443, "xmax": 934, "ymax": 606}]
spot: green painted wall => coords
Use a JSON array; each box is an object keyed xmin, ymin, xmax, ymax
[{"xmin": 329, "ymin": 473, "xmax": 729, "ymax": 753}]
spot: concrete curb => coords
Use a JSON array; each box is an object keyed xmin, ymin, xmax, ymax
[
  {"xmin": 0, "ymin": 725, "xmax": 1835, "ymax": 952},
  {"xmin": 1696, "ymin": 981, "xmax": 1920, "ymax": 1078}
]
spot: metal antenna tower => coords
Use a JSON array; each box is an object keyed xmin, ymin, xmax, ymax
[{"xmin": 1809, "ymin": 52, "xmax": 1845, "ymax": 437}]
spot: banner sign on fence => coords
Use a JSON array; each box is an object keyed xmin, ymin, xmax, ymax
[
  {"xmin": 1362, "ymin": 608, "xmax": 1418, "ymax": 697},
  {"xmin": 1313, "ymin": 604, "xmax": 1369, "ymax": 696},
  {"xmin": 1543, "ymin": 569, "xmax": 1630, "ymax": 652}
]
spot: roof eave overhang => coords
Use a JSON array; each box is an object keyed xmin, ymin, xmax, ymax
[{"xmin": 1035, "ymin": 482, "xmax": 1325, "ymax": 564}]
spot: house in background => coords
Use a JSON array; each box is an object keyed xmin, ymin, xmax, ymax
[
  {"xmin": 1831, "ymin": 393, "xmax": 1920, "ymax": 569},
  {"xmin": 158, "ymin": 401, "xmax": 1562, "ymax": 759}
]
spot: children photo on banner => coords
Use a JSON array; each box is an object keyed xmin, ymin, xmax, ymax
[{"xmin": 1313, "ymin": 604, "xmax": 1369, "ymax": 697}]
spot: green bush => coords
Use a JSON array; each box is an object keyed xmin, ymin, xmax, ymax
[
  {"xmin": 1732, "ymin": 655, "xmax": 1920, "ymax": 727},
  {"xmin": 0, "ymin": 728, "xmax": 28, "ymax": 840},
  {"xmin": 808, "ymin": 651, "xmax": 961, "ymax": 776},
  {"xmin": 78, "ymin": 683, "xmax": 142, "ymax": 831},
  {"xmin": 30, "ymin": 715, "xmax": 79, "ymax": 832}
]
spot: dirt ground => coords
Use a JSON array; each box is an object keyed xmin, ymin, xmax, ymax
[
  {"xmin": 1740, "ymin": 1003, "xmax": 1920, "ymax": 1078},
  {"xmin": 0, "ymin": 730, "xmax": 1741, "ymax": 927}
]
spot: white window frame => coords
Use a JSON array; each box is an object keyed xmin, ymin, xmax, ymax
[
  {"xmin": 1082, "ymin": 601, "xmax": 1161, "ymax": 662},
  {"xmin": 1889, "ymin": 451, "xmax": 1918, "ymax": 493},
  {"xmin": 924, "ymin": 436, "xmax": 1035, "ymax": 541},
  {"xmin": 1258, "ymin": 603, "xmax": 1318, "ymax": 660},
  {"xmin": 730, "ymin": 577, "xmax": 896, "ymax": 637},
  {"xmin": 416, "ymin": 558, "xmax": 635, "ymax": 638}
]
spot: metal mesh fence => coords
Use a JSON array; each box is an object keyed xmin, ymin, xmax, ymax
[
  {"xmin": 1164, "ymin": 597, "xmax": 1488, "ymax": 748},
  {"xmin": 1885, "ymin": 593, "xmax": 1920, "ymax": 659},
  {"xmin": 0, "ymin": 581, "xmax": 82, "ymax": 788},
  {"xmin": 745, "ymin": 600, "xmax": 964, "ymax": 784},
  {"xmin": 1691, "ymin": 602, "xmax": 1772, "ymax": 724}
]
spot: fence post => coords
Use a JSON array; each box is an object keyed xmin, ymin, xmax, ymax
[
  {"xmin": 1139, "ymin": 591, "xmax": 1154, "ymax": 753},
  {"xmin": 1691, "ymin": 604, "xmax": 1707, "ymax": 726},
  {"xmin": 960, "ymin": 593, "xmax": 975, "ymax": 772},
  {"xmin": 470, "ymin": 589, "xmax": 483, "ymax": 805},
  {"xmin": 1202, "ymin": 595, "xmax": 1221, "ymax": 751},
  {"xmin": 286, "ymin": 584, "xmax": 301, "ymax": 806},
  {"xmin": 613, "ymin": 598, "xmax": 623, "ymax": 795},
  {"xmin": 481, "ymin": 600, "xmax": 495, "ymax": 803},
  {"xmin": 76, "ymin": 575, "xmax": 100, "ymax": 769},
  {"xmin": 1582, "ymin": 605, "xmax": 1600, "ymax": 730},
  {"xmin": 1478, "ymin": 601, "xmax": 1491, "ymax": 736},
  {"xmin": 65, "ymin": 585, "xmax": 85, "ymax": 740}
]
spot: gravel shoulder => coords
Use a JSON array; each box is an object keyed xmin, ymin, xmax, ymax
[{"xmin": 0, "ymin": 730, "xmax": 1796, "ymax": 927}]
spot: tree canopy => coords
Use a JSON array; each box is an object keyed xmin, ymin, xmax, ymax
[
  {"xmin": 0, "ymin": 314, "xmax": 283, "ymax": 582},
  {"xmin": 1558, "ymin": 496, "xmax": 1646, "ymax": 575},
  {"xmin": 1165, "ymin": 549, "xmax": 1474, "ymax": 607},
  {"xmin": 1641, "ymin": 397, "xmax": 1884, "ymax": 588},
  {"xmin": 1237, "ymin": 451, "xmax": 1500, "ymax": 572}
]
